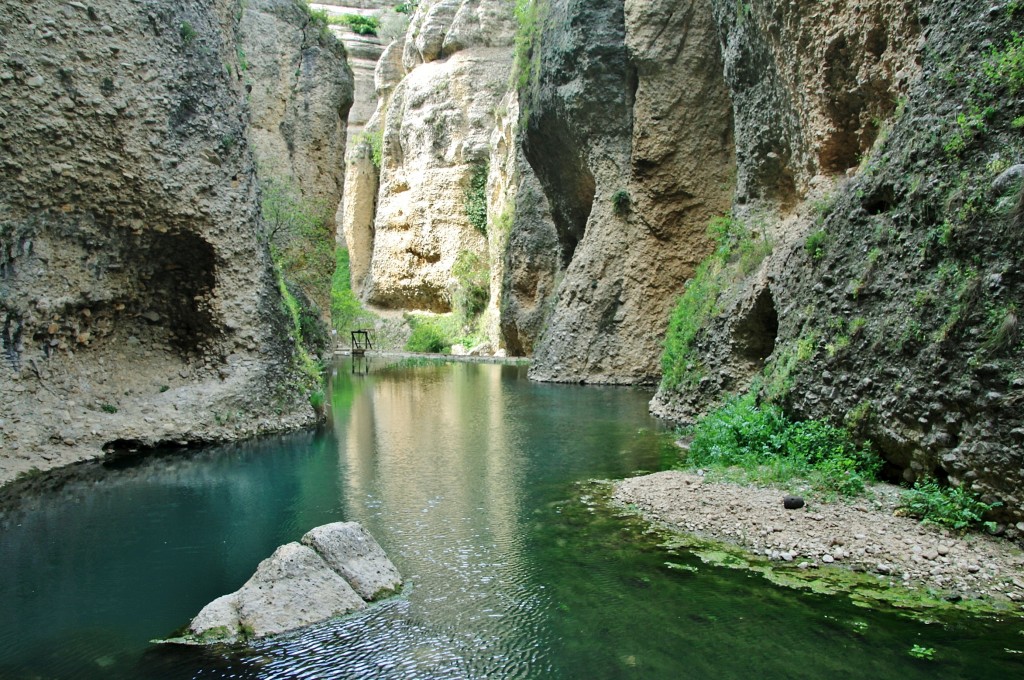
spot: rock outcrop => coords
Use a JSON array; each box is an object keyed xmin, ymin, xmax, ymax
[
  {"xmin": 0, "ymin": 0, "xmax": 350, "ymax": 484},
  {"xmin": 186, "ymin": 522, "xmax": 401, "ymax": 643},
  {"xmin": 520, "ymin": 0, "xmax": 734, "ymax": 384},
  {"xmin": 355, "ymin": 0, "xmax": 516, "ymax": 313},
  {"xmin": 651, "ymin": 0, "xmax": 1024, "ymax": 525},
  {"xmin": 240, "ymin": 0, "xmax": 353, "ymax": 311}
]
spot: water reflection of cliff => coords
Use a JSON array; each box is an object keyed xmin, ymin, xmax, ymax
[{"xmin": 336, "ymin": 362, "xmax": 530, "ymax": 627}]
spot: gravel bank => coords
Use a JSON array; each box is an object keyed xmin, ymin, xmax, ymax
[{"xmin": 613, "ymin": 470, "xmax": 1024, "ymax": 609}]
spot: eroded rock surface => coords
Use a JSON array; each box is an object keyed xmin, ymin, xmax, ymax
[
  {"xmin": 0, "ymin": 0, "xmax": 347, "ymax": 485},
  {"xmin": 359, "ymin": 0, "xmax": 514, "ymax": 312},
  {"xmin": 187, "ymin": 522, "xmax": 401, "ymax": 643},
  {"xmin": 522, "ymin": 0, "xmax": 734, "ymax": 384}
]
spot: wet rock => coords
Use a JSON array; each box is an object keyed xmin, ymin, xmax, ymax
[
  {"xmin": 300, "ymin": 522, "xmax": 402, "ymax": 601},
  {"xmin": 184, "ymin": 522, "xmax": 400, "ymax": 644}
]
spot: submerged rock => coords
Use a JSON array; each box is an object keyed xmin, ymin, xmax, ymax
[{"xmin": 183, "ymin": 522, "xmax": 401, "ymax": 644}]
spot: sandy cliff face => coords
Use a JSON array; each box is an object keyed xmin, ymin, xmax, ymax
[
  {"xmin": 520, "ymin": 0, "xmax": 734, "ymax": 384},
  {"xmin": 358, "ymin": 0, "xmax": 516, "ymax": 312},
  {"xmin": 0, "ymin": 0, "xmax": 349, "ymax": 484}
]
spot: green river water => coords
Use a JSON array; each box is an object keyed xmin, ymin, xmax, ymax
[{"xmin": 1, "ymin": 358, "xmax": 1022, "ymax": 678}]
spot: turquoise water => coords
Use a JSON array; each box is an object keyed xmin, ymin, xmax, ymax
[{"xmin": 1, "ymin": 359, "xmax": 1022, "ymax": 678}]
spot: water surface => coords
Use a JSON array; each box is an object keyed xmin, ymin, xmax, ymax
[{"xmin": 1, "ymin": 358, "xmax": 1022, "ymax": 678}]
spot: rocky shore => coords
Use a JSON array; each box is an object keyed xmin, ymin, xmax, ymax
[{"xmin": 613, "ymin": 471, "xmax": 1024, "ymax": 611}]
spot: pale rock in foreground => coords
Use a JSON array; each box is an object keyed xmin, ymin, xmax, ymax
[
  {"xmin": 184, "ymin": 522, "xmax": 401, "ymax": 644},
  {"xmin": 301, "ymin": 522, "xmax": 403, "ymax": 601}
]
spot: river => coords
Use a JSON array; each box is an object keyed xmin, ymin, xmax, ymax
[{"xmin": 0, "ymin": 358, "xmax": 1021, "ymax": 678}]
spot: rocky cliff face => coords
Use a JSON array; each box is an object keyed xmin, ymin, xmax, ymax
[
  {"xmin": 518, "ymin": 0, "xmax": 734, "ymax": 384},
  {"xmin": 651, "ymin": 0, "xmax": 1024, "ymax": 526},
  {"xmin": 0, "ymin": 0, "xmax": 350, "ymax": 484},
  {"xmin": 349, "ymin": 0, "xmax": 516, "ymax": 314},
  {"xmin": 240, "ymin": 0, "xmax": 352, "ymax": 312}
]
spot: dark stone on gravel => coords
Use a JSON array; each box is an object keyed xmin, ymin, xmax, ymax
[{"xmin": 783, "ymin": 495, "xmax": 805, "ymax": 510}]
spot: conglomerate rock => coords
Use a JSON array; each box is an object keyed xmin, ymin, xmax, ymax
[{"xmin": 0, "ymin": 0, "xmax": 350, "ymax": 484}]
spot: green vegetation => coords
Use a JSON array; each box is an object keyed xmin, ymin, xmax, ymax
[
  {"xmin": 405, "ymin": 317, "xmax": 451, "ymax": 353},
  {"xmin": 805, "ymin": 229, "xmax": 827, "ymax": 260},
  {"xmin": 402, "ymin": 248, "xmax": 491, "ymax": 353},
  {"xmin": 898, "ymin": 478, "xmax": 999, "ymax": 531},
  {"xmin": 984, "ymin": 32, "xmax": 1024, "ymax": 93},
  {"xmin": 908, "ymin": 645, "xmax": 936, "ymax": 660},
  {"xmin": 260, "ymin": 176, "xmax": 334, "ymax": 314},
  {"xmin": 678, "ymin": 393, "xmax": 879, "ymax": 498},
  {"xmin": 101, "ymin": 404, "xmax": 118, "ymax": 414},
  {"xmin": 260, "ymin": 175, "xmax": 334, "ymax": 398},
  {"xmin": 513, "ymin": 0, "xmax": 549, "ymax": 127},
  {"xmin": 394, "ymin": 2, "xmax": 418, "ymax": 13},
  {"xmin": 661, "ymin": 214, "xmax": 772, "ymax": 390},
  {"xmin": 180, "ymin": 21, "xmax": 197, "ymax": 45},
  {"xmin": 611, "ymin": 189, "xmax": 630, "ymax": 216},
  {"xmin": 277, "ymin": 271, "xmax": 323, "ymax": 388},
  {"xmin": 331, "ymin": 247, "xmax": 376, "ymax": 334},
  {"xmin": 325, "ymin": 12, "xmax": 380, "ymax": 35},
  {"xmin": 465, "ymin": 162, "xmax": 489, "ymax": 234},
  {"xmin": 451, "ymin": 250, "xmax": 489, "ymax": 320}
]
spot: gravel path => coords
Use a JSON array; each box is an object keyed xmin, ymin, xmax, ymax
[{"xmin": 613, "ymin": 470, "xmax": 1024, "ymax": 608}]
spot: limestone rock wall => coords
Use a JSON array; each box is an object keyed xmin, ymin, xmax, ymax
[
  {"xmin": 240, "ymin": 0, "xmax": 353, "ymax": 237},
  {"xmin": 651, "ymin": 0, "xmax": 1024, "ymax": 526},
  {"xmin": 359, "ymin": 0, "xmax": 515, "ymax": 313},
  {"xmin": 714, "ymin": 0, "xmax": 921, "ymax": 205},
  {"xmin": 0, "ymin": 0, "xmax": 341, "ymax": 484},
  {"xmin": 521, "ymin": 0, "xmax": 734, "ymax": 384}
]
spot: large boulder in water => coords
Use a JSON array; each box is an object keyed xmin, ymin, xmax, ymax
[
  {"xmin": 301, "ymin": 522, "xmax": 403, "ymax": 601},
  {"xmin": 183, "ymin": 522, "xmax": 400, "ymax": 644}
]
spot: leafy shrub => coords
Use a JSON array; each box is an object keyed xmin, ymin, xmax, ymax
[
  {"xmin": 985, "ymin": 32, "xmax": 1024, "ymax": 94},
  {"xmin": 330, "ymin": 13, "xmax": 380, "ymax": 35},
  {"xmin": 661, "ymin": 214, "xmax": 772, "ymax": 390},
  {"xmin": 805, "ymin": 229, "xmax": 827, "ymax": 260},
  {"xmin": 465, "ymin": 162, "xmax": 489, "ymax": 234},
  {"xmin": 331, "ymin": 248, "xmax": 377, "ymax": 333},
  {"xmin": 451, "ymin": 250, "xmax": 489, "ymax": 321},
  {"xmin": 611, "ymin": 189, "xmax": 630, "ymax": 215},
  {"xmin": 681, "ymin": 393, "xmax": 878, "ymax": 497},
  {"xmin": 405, "ymin": 319, "xmax": 449, "ymax": 353},
  {"xmin": 180, "ymin": 22, "xmax": 197, "ymax": 45},
  {"xmin": 898, "ymin": 478, "xmax": 999, "ymax": 531}
]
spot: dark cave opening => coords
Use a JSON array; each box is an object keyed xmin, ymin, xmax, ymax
[{"xmin": 732, "ymin": 286, "xmax": 779, "ymax": 366}]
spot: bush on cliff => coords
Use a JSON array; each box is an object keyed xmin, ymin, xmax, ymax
[{"xmin": 680, "ymin": 392, "xmax": 879, "ymax": 497}]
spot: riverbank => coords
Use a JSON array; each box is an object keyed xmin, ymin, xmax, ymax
[
  {"xmin": 612, "ymin": 470, "xmax": 1024, "ymax": 612},
  {"xmin": 0, "ymin": 347, "xmax": 316, "ymax": 491}
]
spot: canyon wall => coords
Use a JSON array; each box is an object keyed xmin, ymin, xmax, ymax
[
  {"xmin": 0, "ymin": 0, "xmax": 351, "ymax": 483},
  {"xmin": 356, "ymin": 0, "xmax": 517, "ymax": 315},
  {"xmin": 650, "ymin": 0, "xmax": 1024, "ymax": 526},
  {"xmin": 521, "ymin": 0, "xmax": 735, "ymax": 384}
]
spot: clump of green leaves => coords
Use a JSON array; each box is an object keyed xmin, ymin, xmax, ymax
[
  {"xmin": 260, "ymin": 176, "xmax": 333, "ymax": 314},
  {"xmin": 898, "ymin": 478, "xmax": 999, "ymax": 531},
  {"xmin": 611, "ymin": 189, "xmax": 630, "ymax": 216},
  {"xmin": 805, "ymin": 229, "xmax": 827, "ymax": 260},
  {"xmin": 319, "ymin": 12, "xmax": 380, "ymax": 35},
  {"xmin": 405, "ymin": 317, "xmax": 450, "ymax": 353},
  {"xmin": 180, "ymin": 21, "xmax": 197, "ymax": 45},
  {"xmin": 908, "ymin": 645, "xmax": 935, "ymax": 660},
  {"xmin": 451, "ymin": 250, "xmax": 489, "ymax": 322},
  {"xmin": 680, "ymin": 392, "xmax": 879, "ymax": 497},
  {"xmin": 101, "ymin": 404, "xmax": 118, "ymax": 414},
  {"xmin": 465, "ymin": 162, "xmax": 489, "ymax": 234},
  {"xmin": 984, "ymin": 32, "xmax": 1024, "ymax": 94},
  {"xmin": 661, "ymin": 214, "xmax": 772, "ymax": 390},
  {"xmin": 331, "ymin": 247, "xmax": 377, "ymax": 334}
]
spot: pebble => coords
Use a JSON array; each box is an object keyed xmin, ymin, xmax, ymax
[{"xmin": 822, "ymin": 554, "xmax": 835, "ymax": 564}]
